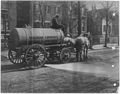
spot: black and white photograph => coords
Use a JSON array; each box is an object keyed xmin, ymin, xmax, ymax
[{"xmin": 1, "ymin": 0, "xmax": 119, "ymax": 93}]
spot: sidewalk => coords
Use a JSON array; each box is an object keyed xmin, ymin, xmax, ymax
[{"xmin": 92, "ymin": 43, "xmax": 119, "ymax": 50}]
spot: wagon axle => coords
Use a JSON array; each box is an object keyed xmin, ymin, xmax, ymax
[{"xmin": 33, "ymin": 53, "xmax": 40, "ymax": 60}]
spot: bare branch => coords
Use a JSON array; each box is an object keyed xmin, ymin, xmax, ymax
[
  {"xmin": 39, "ymin": 2, "xmax": 43, "ymax": 19},
  {"xmin": 101, "ymin": 1, "xmax": 115, "ymax": 10},
  {"xmin": 39, "ymin": 2, "xmax": 44, "ymax": 27},
  {"xmin": 71, "ymin": 23, "xmax": 77, "ymax": 30},
  {"xmin": 101, "ymin": 1, "xmax": 107, "ymax": 9},
  {"xmin": 43, "ymin": 5, "xmax": 47, "ymax": 22},
  {"xmin": 108, "ymin": 1, "xmax": 115, "ymax": 9}
]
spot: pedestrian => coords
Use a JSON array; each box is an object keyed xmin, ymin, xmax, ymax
[{"xmin": 50, "ymin": 14, "xmax": 64, "ymax": 32}]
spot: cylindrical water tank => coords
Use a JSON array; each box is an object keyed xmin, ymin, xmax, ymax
[{"xmin": 8, "ymin": 28, "xmax": 64, "ymax": 50}]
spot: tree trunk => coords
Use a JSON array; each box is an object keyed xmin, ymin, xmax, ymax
[
  {"xmin": 77, "ymin": 1, "xmax": 81, "ymax": 36},
  {"xmin": 61, "ymin": 2, "xmax": 69, "ymax": 36},
  {"xmin": 104, "ymin": 9, "xmax": 109, "ymax": 47}
]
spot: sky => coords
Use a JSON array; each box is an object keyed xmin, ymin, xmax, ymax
[
  {"xmin": 85, "ymin": 1, "xmax": 119, "ymax": 11},
  {"xmin": 86, "ymin": 1, "xmax": 102, "ymax": 10}
]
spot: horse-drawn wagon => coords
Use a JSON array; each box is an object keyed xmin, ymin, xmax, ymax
[{"xmin": 8, "ymin": 28, "xmax": 72, "ymax": 68}]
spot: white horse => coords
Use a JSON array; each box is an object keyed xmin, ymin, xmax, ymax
[{"xmin": 64, "ymin": 34, "xmax": 90, "ymax": 61}]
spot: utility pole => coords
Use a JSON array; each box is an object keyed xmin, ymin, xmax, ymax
[
  {"xmin": 61, "ymin": 2, "xmax": 69, "ymax": 36},
  {"xmin": 68, "ymin": 2, "xmax": 72, "ymax": 35},
  {"xmin": 104, "ymin": 2, "xmax": 110, "ymax": 47},
  {"xmin": 30, "ymin": 1, "xmax": 34, "ymax": 27},
  {"xmin": 104, "ymin": 7, "xmax": 109, "ymax": 47},
  {"xmin": 77, "ymin": 1, "xmax": 81, "ymax": 36}
]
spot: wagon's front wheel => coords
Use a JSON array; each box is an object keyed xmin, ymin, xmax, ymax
[
  {"xmin": 60, "ymin": 48, "xmax": 71, "ymax": 63},
  {"xmin": 25, "ymin": 44, "xmax": 47, "ymax": 68}
]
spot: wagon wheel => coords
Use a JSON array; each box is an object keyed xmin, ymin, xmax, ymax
[
  {"xmin": 60, "ymin": 48, "xmax": 71, "ymax": 63},
  {"xmin": 25, "ymin": 44, "xmax": 47, "ymax": 68},
  {"xmin": 8, "ymin": 49, "xmax": 25, "ymax": 64}
]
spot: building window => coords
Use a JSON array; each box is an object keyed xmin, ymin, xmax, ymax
[
  {"xmin": 103, "ymin": 25, "xmax": 112, "ymax": 34},
  {"xmin": 52, "ymin": 6, "xmax": 56, "ymax": 14},
  {"xmin": 1, "ymin": 18, "xmax": 3, "ymax": 30},
  {"xmin": 81, "ymin": 8, "xmax": 84, "ymax": 16},
  {"xmin": 108, "ymin": 25, "xmax": 112, "ymax": 34},
  {"xmin": 47, "ymin": 6, "xmax": 51, "ymax": 14},
  {"xmin": 35, "ymin": 4, "xmax": 39, "ymax": 11},
  {"xmin": 103, "ymin": 25, "xmax": 106, "ymax": 32},
  {"xmin": 82, "ymin": 26, "xmax": 85, "ymax": 31},
  {"xmin": 57, "ymin": 7, "xmax": 60, "ymax": 14},
  {"xmin": 1, "ymin": 9, "xmax": 9, "ymax": 32}
]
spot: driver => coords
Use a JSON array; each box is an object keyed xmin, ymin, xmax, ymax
[{"xmin": 50, "ymin": 14, "xmax": 64, "ymax": 32}]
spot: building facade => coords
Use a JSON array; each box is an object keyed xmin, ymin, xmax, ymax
[
  {"xmin": 1, "ymin": 1, "xmax": 87, "ymax": 36},
  {"xmin": 1, "ymin": 1, "xmax": 9, "ymax": 42},
  {"xmin": 87, "ymin": 9, "xmax": 119, "ymax": 44},
  {"xmin": 3, "ymin": 1, "xmax": 118, "ymax": 45},
  {"xmin": 33, "ymin": 1, "xmax": 63, "ymax": 28}
]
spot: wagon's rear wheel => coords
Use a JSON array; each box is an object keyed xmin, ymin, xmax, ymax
[
  {"xmin": 25, "ymin": 44, "xmax": 47, "ymax": 68},
  {"xmin": 60, "ymin": 48, "xmax": 71, "ymax": 63},
  {"xmin": 8, "ymin": 49, "xmax": 25, "ymax": 65}
]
